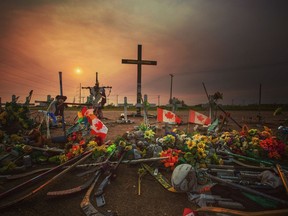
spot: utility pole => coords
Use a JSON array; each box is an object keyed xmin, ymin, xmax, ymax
[
  {"xmin": 169, "ymin": 74, "xmax": 174, "ymax": 104},
  {"xmin": 79, "ymin": 83, "xmax": 82, "ymax": 103}
]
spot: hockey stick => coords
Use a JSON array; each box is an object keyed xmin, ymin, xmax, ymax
[
  {"xmin": 205, "ymin": 172, "xmax": 288, "ymax": 206},
  {"xmin": 80, "ymin": 171, "xmax": 106, "ymax": 216},
  {"xmin": 47, "ymin": 169, "xmax": 101, "ymax": 196},
  {"xmin": 47, "ymin": 149, "xmax": 116, "ymax": 196},
  {"xmin": 0, "ymin": 149, "xmax": 93, "ymax": 209},
  {"xmin": 94, "ymin": 151, "xmax": 126, "ymax": 197},
  {"xmin": 142, "ymin": 163, "xmax": 177, "ymax": 193}
]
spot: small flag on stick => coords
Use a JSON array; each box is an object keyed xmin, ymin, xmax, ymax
[
  {"xmin": 86, "ymin": 114, "xmax": 108, "ymax": 140},
  {"xmin": 157, "ymin": 108, "xmax": 181, "ymax": 124},
  {"xmin": 189, "ymin": 110, "xmax": 211, "ymax": 125}
]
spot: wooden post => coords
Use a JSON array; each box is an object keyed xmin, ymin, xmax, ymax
[
  {"xmin": 59, "ymin": 71, "xmax": 66, "ymax": 137},
  {"xmin": 59, "ymin": 72, "xmax": 63, "ymax": 96},
  {"xmin": 169, "ymin": 74, "xmax": 174, "ymax": 104},
  {"xmin": 124, "ymin": 96, "xmax": 128, "ymax": 122},
  {"xmin": 79, "ymin": 83, "xmax": 82, "ymax": 103},
  {"xmin": 143, "ymin": 94, "xmax": 148, "ymax": 125}
]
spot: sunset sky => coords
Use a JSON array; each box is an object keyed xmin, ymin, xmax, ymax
[{"xmin": 0, "ymin": 0, "xmax": 287, "ymax": 106}]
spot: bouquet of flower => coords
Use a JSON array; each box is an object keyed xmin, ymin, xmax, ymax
[{"xmin": 159, "ymin": 148, "xmax": 182, "ymax": 170}]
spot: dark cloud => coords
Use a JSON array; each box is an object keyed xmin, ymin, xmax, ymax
[{"xmin": 143, "ymin": 0, "xmax": 288, "ymax": 104}]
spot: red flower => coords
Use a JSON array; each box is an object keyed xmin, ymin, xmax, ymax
[
  {"xmin": 79, "ymin": 140, "xmax": 86, "ymax": 146},
  {"xmin": 160, "ymin": 148, "xmax": 182, "ymax": 170},
  {"xmin": 259, "ymin": 137, "xmax": 286, "ymax": 159},
  {"xmin": 66, "ymin": 152, "xmax": 73, "ymax": 160},
  {"xmin": 72, "ymin": 145, "xmax": 79, "ymax": 151}
]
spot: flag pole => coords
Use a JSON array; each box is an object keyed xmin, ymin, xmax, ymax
[{"xmin": 186, "ymin": 110, "xmax": 190, "ymax": 134}]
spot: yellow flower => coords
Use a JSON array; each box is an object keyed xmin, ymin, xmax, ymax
[
  {"xmin": 163, "ymin": 134, "xmax": 175, "ymax": 144},
  {"xmin": 119, "ymin": 140, "xmax": 127, "ymax": 147},
  {"xmin": 197, "ymin": 148, "xmax": 207, "ymax": 159},
  {"xmin": 185, "ymin": 139, "xmax": 196, "ymax": 150},
  {"xmin": 251, "ymin": 137, "xmax": 259, "ymax": 146},
  {"xmin": 59, "ymin": 154, "xmax": 68, "ymax": 163},
  {"xmin": 211, "ymin": 137, "xmax": 218, "ymax": 144},
  {"xmin": 144, "ymin": 129, "xmax": 155, "ymax": 139},
  {"xmin": 197, "ymin": 148, "xmax": 204, "ymax": 154},
  {"xmin": 94, "ymin": 144, "xmax": 107, "ymax": 152},
  {"xmin": 263, "ymin": 126, "xmax": 272, "ymax": 134},
  {"xmin": 125, "ymin": 145, "xmax": 132, "ymax": 151},
  {"xmin": 261, "ymin": 131, "xmax": 271, "ymax": 138},
  {"xmin": 87, "ymin": 140, "xmax": 98, "ymax": 149},
  {"xmin": 197, "ymin": 142, "xmax": 206, "ymax": 149}
]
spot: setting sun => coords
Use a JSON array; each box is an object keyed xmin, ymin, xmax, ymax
[{"xmin": 75, "ymin": 67, "xmax": 82, "ymax": 74}]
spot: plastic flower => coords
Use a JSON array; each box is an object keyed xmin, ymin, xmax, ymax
[
  {"xmin": 260, "ymin": 126, "xmax": 272, "ymax": 139},
  {"xmin": 159, "ymin": 148, "xmax": 181, "ymax": 169},
  {"xmin": 268, "ymin": 151, "xmax": 281, "ymax": 160},
  {"xmin": 94, "ymin": 144, "xmax": 107, "ymax": 152},
  {"xmin": 250, "ymin": 137, "xmax": 260, "ymax": 146},
  {"xmin": 106, "ymin": 143, "xmax": 116, "ymax": 154},
  {"xmin": 185, "ymin": 138, "xmax": 196, "ymax": 150},
  {"xmin": 197, "ymin": 142, "xmax": 206, "ymax": 149},
  {"xmin": 119, "ymin": 140, "xmax": 127, "ymax": 147},
  {"xmin": 259, "ymin": 137, "xmax": 286, "ymax": 159},
  {"xmin": 144, "ymin": 129, "xmax": 155, "ymax": 140},
  {"xmin": 65, "ymin": 152, "xmax": 73, "ymax": 160},
  {"xmin": 248, "ymin": 129, "xmax": 258, "ymax": 136},
  {"xmin": 162, "ymin": 134, "xmax": 176, "ymax": 145},
  {"xmin": 71, "ymin": 144, "xmax": 84, "ymax": 156},
  {"xmin": 87, "ymin": 140, "xmax": 98, "ymax": 149},
  {"xmin": 79, "ymin": 139, "xmax": 86, "ymax": 146},
  {"xmin": 197, "ymin": 148, "xmax": 207, "ymax": 159}
]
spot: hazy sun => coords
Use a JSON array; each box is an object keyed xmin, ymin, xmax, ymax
[{"xmin": 75, "ymin": 67, "xmax": 82, "ymax": 74}]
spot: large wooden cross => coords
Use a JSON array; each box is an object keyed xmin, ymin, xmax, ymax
[{"xmin": 122, "ymin": 44, "xmax": 157, "ymax": 116}]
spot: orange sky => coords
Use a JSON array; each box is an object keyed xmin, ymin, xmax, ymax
[{"xmin": 1, "ymin": 0, "xmax": 288, "ymax": 106}]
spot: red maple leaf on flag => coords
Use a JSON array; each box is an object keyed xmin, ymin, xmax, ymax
[
  {"xmin": 165, "ymin": 112, "xmax": 174, "ymax": 119},
  {"xmin": 94, "ymin": 121, "xmax": 103, "ymax": 130},
  {"xmin": 196, "ymin": 115, "xmax": 205, "ymax": 123}
]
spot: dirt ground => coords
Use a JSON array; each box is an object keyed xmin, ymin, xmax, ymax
[{"xmin": 0, "ymin": 109, "xmax": 287, "ymax": 216}]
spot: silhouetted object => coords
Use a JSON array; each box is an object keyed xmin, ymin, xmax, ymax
[
  {"xmin": 82, "ymin": 72, "xmax": 111, "ymax": 119},
  {"xmin": 54, "ymin": 95, "xmax": 67, "ymax": 117},
  {"xmin": 122, "ymin": 44, "xmax": 157, "ymax": 116},
  {"xmin": 94, "ymin": 87, "xmax": 106, "ymax": 119}
]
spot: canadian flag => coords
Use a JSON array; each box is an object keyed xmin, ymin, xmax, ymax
[
  {"xmin": 87, "ymin": 114, "xmax": 108, "ymax": 139},
  {"xmin": 189, "ymin": 110, "xmax": 211, "ymax": 125},
  {"xmin": 157, "ymin": 108, "xmax": 182, "ymax": 124},
  {"xmin": 82, "ymin": 106, "xmax": 94, "ymax": 117}
]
